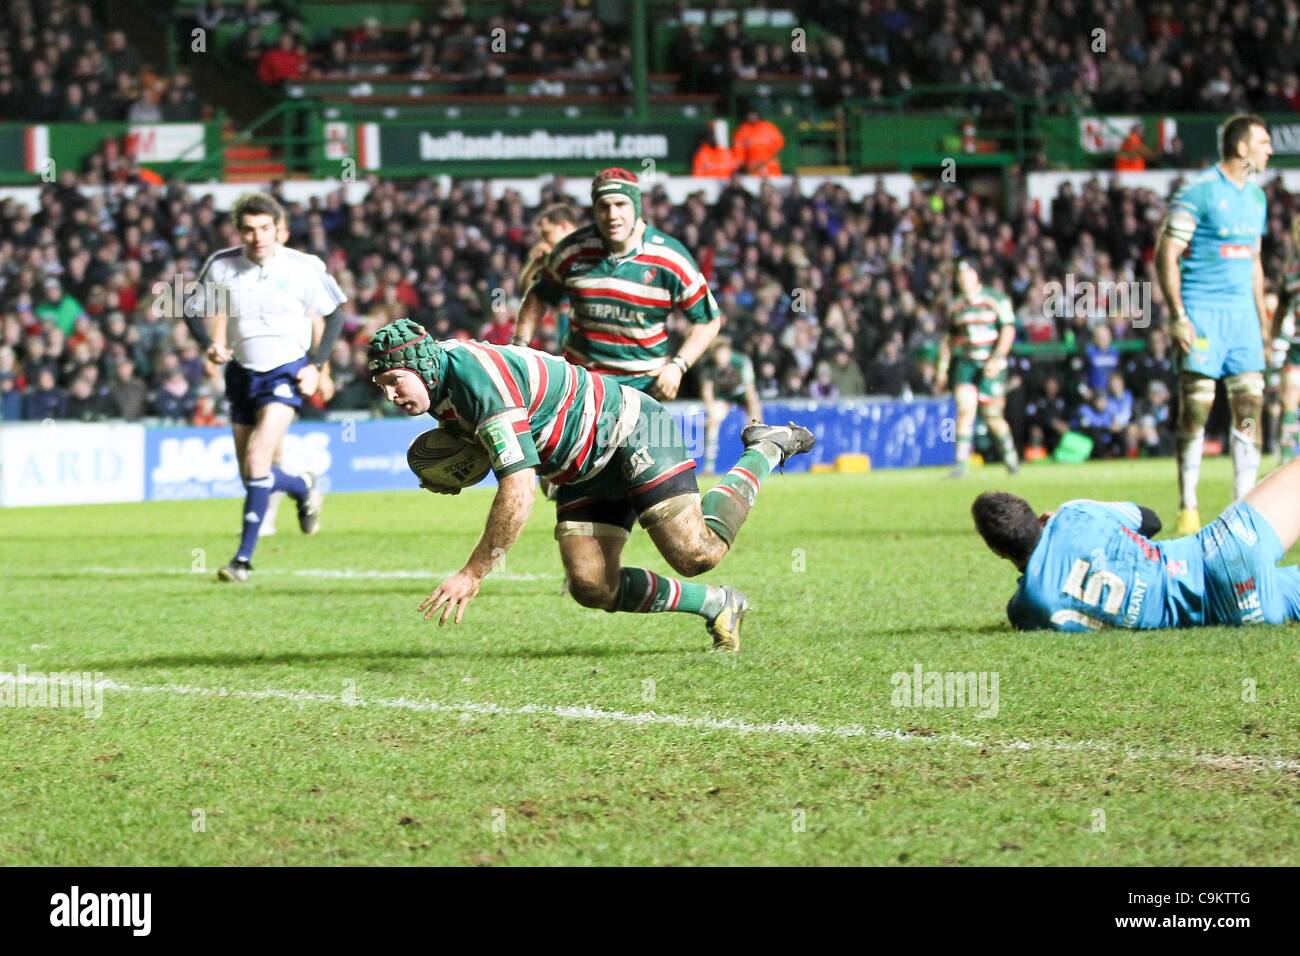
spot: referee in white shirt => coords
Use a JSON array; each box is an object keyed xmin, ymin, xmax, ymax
[{"xmin": 185, "ymin": 192, "xmax": 347, "ymax": 582}]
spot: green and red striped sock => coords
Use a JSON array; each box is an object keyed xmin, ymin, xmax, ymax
[
  {"xmin": 612, "ymin": 567, "xmax": 724, "ymax": 619},
  {"xmin": 701, "ymin": 447, "xmax": 774, "ymax": 545}
]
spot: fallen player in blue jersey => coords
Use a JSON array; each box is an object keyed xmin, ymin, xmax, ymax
[{"xmin": 971, "ymin": 458, "xmax": 1300, "ymax": 631}]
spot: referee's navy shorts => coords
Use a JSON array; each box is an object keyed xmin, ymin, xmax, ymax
[{"xmin": 225, "ymin": 357, "xmax": 309, "ymax": 426}]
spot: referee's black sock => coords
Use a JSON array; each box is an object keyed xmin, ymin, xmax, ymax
[
  {"xmin": 235, "ymin": 475, "xmax": 274, "ymax": 562},
  {"xmin": 272, "ymin": 466, "xmax": 308, "ymax": 501}
]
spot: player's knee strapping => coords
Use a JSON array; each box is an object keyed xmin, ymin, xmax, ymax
[
  {"xmin": 611, "ymin": 567, "xmax": 722, "ymax": 618},
  {"xmin": 1226, "ymin": 372, "xmax": 1265, "ymax": 447},
  {"xmin": 701, "ymin": 446, "xmax": 774, "ymax": 545},
  {"xmin": 636, "ymin": 493, "xmax": 694, "ymax": 530},
  {"xmin": 1177, "ymin": 376, "xmax": 1216, "ymax": 436}
]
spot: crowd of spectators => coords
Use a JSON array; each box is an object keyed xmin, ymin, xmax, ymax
[
  {"xmin": 0, "ymin": 0, "xmax": 203, "ymax": 124},
  {"xmin": 189, "ymin": 0, "xmax": 634, "ymax": 97},
  {"xmin": 181, "ymin": 0, "xmax": 1300, "ymax": 116},
  {"xmin": 183, "ymin": 0, "xmax": 1300, "ymax": 117},
  {"xmin": 3, "ymin": 167, "xmax": 1298, "ymax": 464},
  {"xmin": 8, "ymin": 1, "xmax": 1300, "ymax": 122},
  {"xmin": 673, "ymin": 0, "xmax": 1300, "ymax": 115},
  {"xmin": 6, "ymin": 3, "xmax": 1300, "ymax": 462}
]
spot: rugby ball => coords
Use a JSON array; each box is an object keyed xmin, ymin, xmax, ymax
[{"xmin": 407, "ymin": 428, "xmax": 491, "ymax": 494}]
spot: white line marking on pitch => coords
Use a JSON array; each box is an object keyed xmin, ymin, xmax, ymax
[
  {"xmin": 79, "ymin": 566, "xmax": 555, "ymax": 582},
  {"xmin": 4, "ymin": 672, "xmax": 1297, "ymax": 776}
]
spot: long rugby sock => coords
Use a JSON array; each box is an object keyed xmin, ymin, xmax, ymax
[
  {"xmin": 701, "ymin": 445, "xmax": 777, "ymax": 545},
  {"xmin": 703, "ymin": 421, "xmax": 721, "ymax": 473},
  {"xmin": 1176, "ymin": 432, "xmax": 1204, "ymax": 510},
  {"xmin": 1231, "ymin": 426, "xmax": 1261, "ymax": 501},
  {"xmin": 1283, "ymin": 410, "xmax": 1300, "ymax": 463},
  {"xmin": 989, "ymin": 419, "xmax": 1019, "ymax": 469},
  {"xmin": 272, "ymin": 466, "xmax": 308, "ymax": 501},
  {"xmin": 612, "ymin": 568, "xmax": 725, "ymax": 619},
  {"xmin": 258, "ymin": 492, "xmax": 282, "ymax": 537},
  {"xmin": 955, "ymin": 422, "xmax": 974, "ymax": 464},
  {"xmin": 235, "ymin": 475, "xmax": 274, "ymax": 562}
]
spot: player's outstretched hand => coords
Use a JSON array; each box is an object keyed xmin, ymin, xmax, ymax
[
  {"xmin": 419, "ymin": 570, "xmax": 482, "ymax": 625},
  {"xmin": 419, "ymin": 479, "xmax": 462, "ymax": 495},
  {"xmin": 651, "ymin": 363, "xmax": 683, "ymax": 400}
]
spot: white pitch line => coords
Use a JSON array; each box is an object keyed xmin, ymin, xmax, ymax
[
  {"xmin": 79, "ymin": 566, "xmax": 555, "ymax": 582},
  {"xmin": 4, "ymin": 673, "xmax": 1297, "ymax": 776}
]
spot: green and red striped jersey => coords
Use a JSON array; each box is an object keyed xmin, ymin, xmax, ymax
[
  {"xmin": 946, "ymin": 286, "xmax": 1014, "ymax": 361},
  {"xmin": 432, "ymin": 339, "xmax": 641, "ymax": 484},
  {"xmin": 530, "ymin": 222, "xmax": 720, "ymax": 375}
]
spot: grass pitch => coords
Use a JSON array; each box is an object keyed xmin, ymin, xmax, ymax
[{"xmin": 1, "ymin": 457, "xmax": 1297, "ymax": 866}]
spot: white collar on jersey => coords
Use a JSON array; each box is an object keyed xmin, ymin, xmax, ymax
[
  {"xmin": 248, "ymin": 244, "xmax": 283, "ymax": 276},
  {"xmin": 605, "ymin": 221, "xmax": 649, "ymax": 265}
]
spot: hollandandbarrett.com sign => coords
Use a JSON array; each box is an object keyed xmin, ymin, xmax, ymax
[
  {"xmin": 417, "ymin": 130, "xmax": 670, "ymax": 162},
  {"xmin": 353, "ymin": 122, "xmax": 698, "ymax": 175}
]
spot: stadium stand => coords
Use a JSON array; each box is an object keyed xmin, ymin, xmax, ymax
[
  {"xmin": 4, "ymin": 0, "xmax": 1300, "ymax": 465},
  {"xmin": 8, "ymin": 169, "xmax": 1298, "ymax": 461}
]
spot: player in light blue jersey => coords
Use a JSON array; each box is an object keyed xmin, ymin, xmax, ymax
[
  {"xmin": 1156, "ymin": 114, "xmax": 1273, "ymax": 535},
  {"xmin": 971, "ymin": 454, "xmax": 1300, "ymax": 632}
]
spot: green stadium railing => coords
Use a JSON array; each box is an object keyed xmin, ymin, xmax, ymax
[
  {"xmin": 171, "ymin": 99, "xmax": 347, "ymax": 182},
  {"xmin": 839, "ymin": 86, "xmax": 1085, "ymax": 172}
]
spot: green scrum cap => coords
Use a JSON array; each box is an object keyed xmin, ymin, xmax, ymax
[
  {"xmin": 367, "ymin": 318, "xmax": 445, "ymax": 394},
  {"xmin": 591, "ymin": 167, "xmax": 642, "ymax": 218}
]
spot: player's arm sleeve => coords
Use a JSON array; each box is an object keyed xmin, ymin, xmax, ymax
[
  {"xmin": 1161, "ymin": 184, "xmax": 1199, "ymax": 243},
  {"xmin": 450, "ymin": 373, "xmax": 541, "ymax": 480},
  {"xmin": 305, "ymin": 260, "xmax": 348, "ymax": 317},
  {"xmin": 308, "ymin": 306, "xmax": 346, "ymax": 365},
  {"xmin": 675, "ymin": 253, "xmax": 722, "ymax": 324},
  {"xmin": 182, "ymin": 255, "xmax": 221, "ymax": 348},
  {"xmin": 475, "ymin": 409, "xmax": 540, "ymax": 479},
  {"xmin": 298, "ymin": 262, "xmax": 348, "ymax": 364},
  {"xmin": 182, "ymin": 300, "xmax": 213, "ymax": 349}
]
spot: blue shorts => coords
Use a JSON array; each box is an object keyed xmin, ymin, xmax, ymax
[
  {"xmin": 1180, "ymin": 305, "xmax": 1264, "ymax": 379},
  {"xmin": 1200, "ymin": 501, "xmax": 1300, "ymax": 626},
  {"xmin": 225, "ymin": 357, "xmax": 308, "ymax": 426}
]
